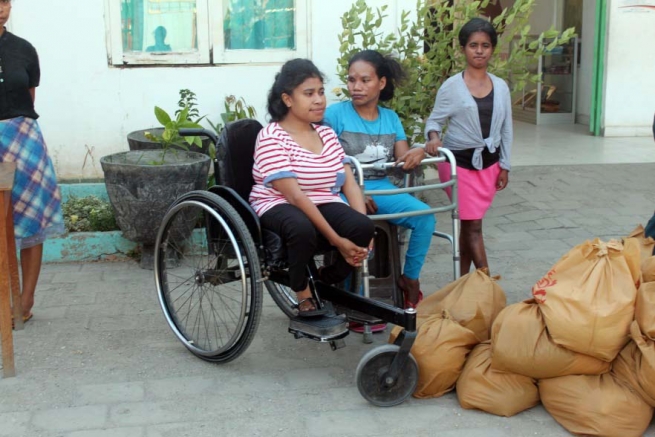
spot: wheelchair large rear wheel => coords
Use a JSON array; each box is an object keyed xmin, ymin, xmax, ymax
[{"xmin": 155, "ymin": 191, "xmax": 262, "ymax": 363}]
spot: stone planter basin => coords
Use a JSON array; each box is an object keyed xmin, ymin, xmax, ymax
[{"xmin": 100, "ymin": 150, "xmax": 211, "ymax": 269}]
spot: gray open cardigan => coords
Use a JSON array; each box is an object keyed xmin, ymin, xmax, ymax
[{"xmin": 424, "ymin": 72, "xmax": 513, "ymax": 171}]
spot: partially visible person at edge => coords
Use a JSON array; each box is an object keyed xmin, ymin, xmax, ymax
[
  {"xmin": 646, "ymin": 111, "xmax": 655, "ymax": 248},
  {"xmin": 424, "ymin": 17, "xmax": 512, "ymax": 275},
  {"xmin": 249, "ymin": 58, "xmax": 374, "ymax": 317},
  {"xmin": 0, "ymin": 0, "xmax": 65, "ymax": 325},
  {"xmin": 324, "ymin": 49, "xmax": 435, "ymax": 316}
]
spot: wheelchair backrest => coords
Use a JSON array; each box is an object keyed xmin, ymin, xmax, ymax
[{"xmin": 216, "ymin": 119, "xmax": 264, "ymax": 202}]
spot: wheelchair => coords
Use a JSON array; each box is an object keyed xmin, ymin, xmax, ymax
[{"xmin": 153, "ymin": 119, "xmax": 460, "ymax": 407}]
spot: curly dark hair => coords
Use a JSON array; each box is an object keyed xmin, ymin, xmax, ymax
[{"xmin": 267, "ymin": 59, "xmax": 325, "ymax": 122}]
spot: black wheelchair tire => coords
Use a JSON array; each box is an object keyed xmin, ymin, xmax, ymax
[{"xmin": 155, "ymin": 190, "xmax": 263, "ymax": 364}]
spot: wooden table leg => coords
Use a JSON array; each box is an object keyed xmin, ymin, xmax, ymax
[
  {"xmin": 0, "ymin": 192, "xmax": 16, "ymax": 378},
  {"xmin": 5, "ymin": 196, "xmax": 22, "ymax": 331}
]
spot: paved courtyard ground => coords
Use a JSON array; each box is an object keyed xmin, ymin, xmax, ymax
[{"xmin": 2, "ymin": 162, "xmax": 655, "ymax": 437}]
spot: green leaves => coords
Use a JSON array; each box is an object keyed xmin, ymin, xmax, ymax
[
  {"xmin": 335, "ymin": 0, "xmax": 575, "ymax": 145},
  {"xmin": 154, "ymin": 106, "xmax": 171, "ymax": 126}
]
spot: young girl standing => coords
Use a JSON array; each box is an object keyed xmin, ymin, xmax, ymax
[{"xmin": 425, "ymin": 18, "xmax": 513, "ymax": 274}]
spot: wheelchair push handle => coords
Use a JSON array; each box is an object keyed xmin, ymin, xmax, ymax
[{"xmin": 178, "ymin": 128, "xmax": 219, "ymax": 146}]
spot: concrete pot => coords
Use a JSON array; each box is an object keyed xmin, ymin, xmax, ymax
[{"xmin": 100, "ymin": 150, "xmax": 211, "ymax": 269}]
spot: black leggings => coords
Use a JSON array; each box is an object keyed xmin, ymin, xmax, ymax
[{"xmin": 260, "ymin": 202, "xmax": 375, "ymax": 292}]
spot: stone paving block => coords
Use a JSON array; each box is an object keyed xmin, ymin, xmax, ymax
[
  {"xmin": 39, "ymin": 287, "xmax": 98, "ymax": 307},
  {"xmin": 77, "ymin": 382, "xmax": 145, "ymax": 405},
  {"xmin": 0, "ymin": 412, "xmax": 30, "ymax": 436},
  {"xmin": 38, "ymin": 273, "xmax": 55, "ymax": 284},
  {"xmin": 528, "ymin": 229, "xmax": 579, "ymax": 240},
  {"xmin": 485, "ymin": 205, "xmax": 526, "ymax": 217},
  {"xmin": 481, "ymin": 216, "xmax": 512, "ymax": 227},
  {"xmin": 145, "ymin": 376, "xmax": 215, "ymax": 400},
  {"xmin": 32, "ymin": 405, "xmax": 108, "ymax": 432},
  {"xmin": 147, "ymin": 418, "xmax": 305, "ymax": 437},
  {"xmin": 80, "ymin": 262, "xmax": 136, "ymax": 272},
  {"xmin": 109, "ymin": 402, "xmax": 187, "ymax": 427},
  {"xmin": 505, "ymin": 210, "xmax": 555, "ymax": 223},
  {"xmin": 52, "ymin": 271, "xmax": 103, "ymax": 284},
  {"xmin": 67, "ymin": 427, "xmax": 145, "ymax": 437},
  {"xmin": 41, "ymin": 263, "xmax": 83, "ymax": 274},
  {"xmin": 306, "ymin": 410, "xmax": 385, "ymax": 436},
  {"xmin": 496, "ymin": 221, "xmax": 547, "ymax": 233},
  {"xmin": 33, "ymin": 306, "xmax": 68, "ymax": 321}
]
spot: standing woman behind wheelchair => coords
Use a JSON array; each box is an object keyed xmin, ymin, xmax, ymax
[
  {"xmin": 425, "ymin": 18, "xmax": 513, "ymax": 274},
  {"xmin": 249, "ymin": 59, "xmax": 375, "ymax": 317},
  {"xmin": 324, "ymin": 50, "xmax": 435, "ymax": 309},
  {"xmin": 0, "ymin": 0, "xmax": 65, "ymax": 324}
]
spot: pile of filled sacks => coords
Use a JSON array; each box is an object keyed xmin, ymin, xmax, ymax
[{"xmin": 389, "ymin": 225, "xmax": 655, "ymax": 436}]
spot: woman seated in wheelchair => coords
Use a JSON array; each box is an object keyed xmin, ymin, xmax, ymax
[
  {"xmin": 249, "ymin": 59, "xmax": 375, "ymax": 317},
  {"xmin": 324, "ymin": 50, "xmax": 435, "ymax": 309}
]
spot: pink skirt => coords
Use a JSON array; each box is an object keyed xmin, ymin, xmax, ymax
[{"xmin": 437, "ymin": 161, "xmax": 501, "ymax": 220}]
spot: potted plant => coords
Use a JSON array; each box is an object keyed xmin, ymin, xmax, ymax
[
  {"xmin": 220, "ymin": 95, "xmax": 257, "ymax": 125},
  {"xmin": 100, "ymin": 103, "xmax": 211, "ymax": 269},
  {"xmin": 127, "ymin": 89, "xmax": 211, "ymax": 154}
]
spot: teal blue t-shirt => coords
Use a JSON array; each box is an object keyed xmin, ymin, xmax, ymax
[{"xmin": 324, "ymin": 101, "xmax": 406, "ymax": 179}]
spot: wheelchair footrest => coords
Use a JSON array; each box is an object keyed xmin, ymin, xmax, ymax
[
  {"xmin": 335, "ymin": 305, "xmax": 385, "ymax": 326},
  {"xmin": 289, "ymin": 313, "xmax": 349, "ymax": 343}
]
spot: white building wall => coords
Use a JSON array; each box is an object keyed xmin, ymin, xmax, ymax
[
  {"xmin": 8, "ymin": 0, "xmax": 401, "ymax": 179},
  {"xmin": 602, "ymin": 2, "xmax": 655, "ymax": 137}
]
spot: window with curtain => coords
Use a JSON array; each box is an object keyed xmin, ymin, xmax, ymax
[
  {"xmin": 223, "ymin": 0, "xmax": 295, "ymax": 50},
  {"xmin": 109, "ymin": 0, "xmax": 307, "ymax": 65},
  {"xmin": 121, "ymin": 0, "xmax": 199, "ymax": 53}
]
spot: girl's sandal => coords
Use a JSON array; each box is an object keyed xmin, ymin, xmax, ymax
[{"xmin": 296, "ymin": 298, "xmax": 327, "ymax": 318}]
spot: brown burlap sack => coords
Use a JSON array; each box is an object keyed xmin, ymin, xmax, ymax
[
  {"xmin": 389, "ymin": 311, "xmax": 478, "ymax": 399},
  {"xmin": 416, "ymin": 268, "xmax": 506, "ymax": 342},
  {"xmin": 630, "ymin": 320, "xmax": 655, "ymax": 403},
  {"xmin": 643, "ymin": 256, "xmax": 655, "ymax": 283},
  {"xmin": 627, "ymin": 224, "xmax": 655, "ymax": 261},
  {"xmin": 611, "ymin": 339, "xmax": 655, "ymax": 407},
  {"xmin": 635, "ymin": 281, "xmax": 655, "ymax": 341},
  {"xmin": 539, "ymin": 373, "xmax": 654, "ymax": 437},
  {"xmin": 490, "ymin": 300, "xmax": 610, "ymax": 379},
  {"xmin": 532, "ymin": 239, "xmax": 637, "ymax": 361},
  {"xmin": 456, "ymin": 342, "xmax": 539, "ymax": 417},
  {"xmin": 622, "ymin": 237, "xmax": 644, "ymax": 287}
]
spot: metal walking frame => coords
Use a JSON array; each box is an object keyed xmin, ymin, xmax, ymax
[{"xmin": 347, "ymin": 149, "xmax": 460, "ymax": 341}]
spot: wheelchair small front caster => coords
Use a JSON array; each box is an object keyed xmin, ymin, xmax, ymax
[
  {"xmin": 355, "ymin": 344, "xmax": 418, "ymax": 407},
  {"xmin": 330, "ymin": 339, "xmax": 346, "ymax": 351}
]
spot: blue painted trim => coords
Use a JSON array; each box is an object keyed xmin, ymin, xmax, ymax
[{"xmin": 42, "ymin": 231, "xmax": 137, "ymax": 263}]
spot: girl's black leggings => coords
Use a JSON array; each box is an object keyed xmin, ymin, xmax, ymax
[{"xmin": 260, "ymin": 202, "xmax": 375, "ymax": 292}]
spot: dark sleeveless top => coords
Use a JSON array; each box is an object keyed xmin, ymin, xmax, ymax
[
  {"xmin": 0, "ymin": 30, "xmax": 40, "ymax": 120},
  {"xmin": 451, "ymin": 84, "xmax": 500, "ymax": 170}
]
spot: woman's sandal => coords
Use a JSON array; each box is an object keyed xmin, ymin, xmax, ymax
[
  {"xmin": 296, "ymin": 298, "xmax": 327, "ymax": 318},
  {"xmin": 397, "ymin": 275, "xmax": 424, "ymax": 310}
]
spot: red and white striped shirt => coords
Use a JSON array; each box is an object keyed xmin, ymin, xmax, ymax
[{"xmin": 249, "ymin": 122, "xmax": 350, "ymax": 216}]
